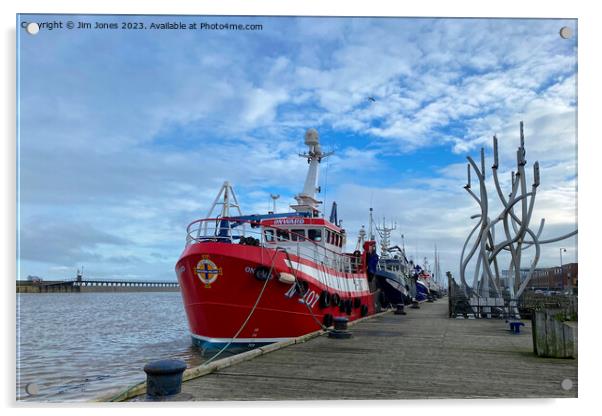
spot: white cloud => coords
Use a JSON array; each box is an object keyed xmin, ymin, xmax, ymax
[
  {"xmin": 243, "ymin": 87, "xmax": 289, "ymax": 125},
  {"xmin": 17, "ymin": 16, "xmax": 577, "ymax": 282}
]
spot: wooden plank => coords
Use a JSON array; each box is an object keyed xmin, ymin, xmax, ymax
[{"xmin": 131, "ymin": 299, "xmax": 578, "ymax": 401}]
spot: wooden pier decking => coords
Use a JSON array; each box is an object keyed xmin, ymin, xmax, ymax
[{"xmin": 124, "ymin": 298, "xmax": 578, "ymax": 401}]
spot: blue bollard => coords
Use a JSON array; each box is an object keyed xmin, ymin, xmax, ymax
[{"xmin": 509, "ymin": 321, "xmax": 525, "ymax": 334}]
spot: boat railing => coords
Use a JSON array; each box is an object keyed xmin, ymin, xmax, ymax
[{"xmin": 185, "ymin": 217, "xmax": 363, "ymax": 276}]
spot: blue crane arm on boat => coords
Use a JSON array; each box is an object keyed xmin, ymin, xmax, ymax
[{"xmin": 216, "ymin": 212, "xmax": 311, "ymax": 236}]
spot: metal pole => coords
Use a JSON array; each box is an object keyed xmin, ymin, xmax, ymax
[{"xmin": 560, "ymin": 248, "xmax": 566, "ymax": 290}]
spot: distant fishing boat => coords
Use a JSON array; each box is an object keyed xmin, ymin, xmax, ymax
[
  {"xmin": 375, "ymin": 251, "xmax": 413, "ymax": 306},
  {"xmin": 176, "ymin": 129, "xmax": 381, "ymax": 352},
  {"xmin": 371, "ymin": 216, "xmax": 413, "ymax": 307}
]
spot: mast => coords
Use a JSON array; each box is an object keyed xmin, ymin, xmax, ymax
[
  {"xmin": 269, "ymin": 194, "xmax": 280, "ymax": 214},
  {"xmin": 368, "ymin": 207, "xmax": 375, "ymax": 240},
  {"xmin": 291, "ymin": 129, "xmax": 333, "ymax": 217},
  {"xmin": 355, "ymin": 225, "xmax": 367, "ymax": 252},
  {"xmin": 202, "ymin": 181, "xmax": 244, "ymax": 239},
  {"xmin": 376, "ymin": 217, "xmax": 397, "ymax": 258},
  {"xmin": 206, "ymin": 181, "xmax": 243, "ymax": 218},
  {"xmin": 329, "ymin": 201, "xmax": 338, "ymax": 226},
  {"xmin": 433, "ymin": 244, "xmax": 437, "ymax": 283},
  {"xmin": 437, "ymin": 247, "xmax": 441, "ymax": 284}
]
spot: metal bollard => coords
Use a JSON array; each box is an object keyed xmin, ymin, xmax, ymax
[
  {"xmin": 394, "ymin": 303, "xmax": 407, "ymax": 315},
  {"xmin": 329, "ymin": 317, "xmax": 352, "ymax": 339},
  {"xmin": 411, "ymin": 300, "xmax": 420, "ymax": 309},
  {"xmin": 144, "ymin": 359, "xmax": 187, "ymax": 400}
]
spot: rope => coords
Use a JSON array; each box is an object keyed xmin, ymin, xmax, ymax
[
  {"xmin": 282, "ymin": 250, "xmax": 330, "ymax": 332},
  {"xmin": 202, "ymin": 247, "xmax": 283, "ymax": 365},
  {"xmin": 206, "ymin": 244, "xmax": 342, "ymax": 366}
]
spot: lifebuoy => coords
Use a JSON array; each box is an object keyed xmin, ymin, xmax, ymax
[
  {"xmin": 319, "ymin": 291, "xmax": 331, "ymax": 308},
  {"xmin": 360, "ymin": 304, "xmax": 368, "ymax": 317},
  {"xmin": 323, "ymin": 313, "xmax": 333, "ymax": 328},
  {"xmin": 353, "ymin": 297, "xmax": 361, "ymax": 308}
]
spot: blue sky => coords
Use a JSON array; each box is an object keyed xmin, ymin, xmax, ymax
[{"xmin": 17, "ymin": 15, "xmax": 577, "ymax": 281}]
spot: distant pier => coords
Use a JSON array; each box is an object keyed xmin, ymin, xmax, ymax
[
  {"xmin": 16, "ymin": 279, "xmax": 180, "ymax": 293},
  {"xmin": 110, "ymin": 298, "xmax": 577, "ymax": 402}
]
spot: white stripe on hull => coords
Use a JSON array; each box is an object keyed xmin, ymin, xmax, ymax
[{"xmin": 286, "ymin": 260, "xmax": 369, "ymax": 294}]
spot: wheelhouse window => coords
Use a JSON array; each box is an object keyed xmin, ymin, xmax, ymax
[
  {"xmin": 291, "ymin": 229, "xmax": 306, "ymax": 241},
  {"xmin": 308, "ymin": 228, "xmax": 322, "ymax": 242},
  {"xmin": 264, "ymin": 229, "xmax": 275, "ymax": 242},
  {"xmin": 276, "ymin": 229, "xmax": 290, "ymax": 241}
]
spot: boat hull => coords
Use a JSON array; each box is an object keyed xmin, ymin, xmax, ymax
[
  {"xmin": 415, "ymin": 279, "xmax": 430, "ymax": 301},
  {"xmin": 375, "ymin": 270, "xmax": 412, "ymax": 306},
  {"xmin": 176, "ymin": 242, "xmax": 377, "ymax": 352}
]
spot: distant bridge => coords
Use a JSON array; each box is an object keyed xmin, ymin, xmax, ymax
[{"xmin": 16, "ymin": 279, "xmax": 180, "ymax": 293}]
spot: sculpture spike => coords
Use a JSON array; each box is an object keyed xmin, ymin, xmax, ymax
[
  {"xmin": 480, "ymin": 148, "xmax": 485, "ymax": 179},
  {"xmin": 492, "ymin": 135, "xmax": 499, "ymax": 169}
]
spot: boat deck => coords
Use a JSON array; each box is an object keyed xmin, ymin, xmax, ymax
[{"xmin": 175, "ymin": 299, "xmax": 577, "ymax": 400}]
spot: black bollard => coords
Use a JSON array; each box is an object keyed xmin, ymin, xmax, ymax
[
  {"xmin": 411, "ymin": 300, "xmax": 420, "ymax": 309},
  {"xmin": 144, "ymin": 359, "xmax": 187, "ymax": 400},
  {"xmin": 394, "ymin": 303, "xmax": 407, "ymax": 315},
  {"xmin": 333, "ymin": 316, "xmax": 348, "ymax": 331},
  {"xmin": 329, "ymin": 316, "xmax": 352, "ymax": 339}
]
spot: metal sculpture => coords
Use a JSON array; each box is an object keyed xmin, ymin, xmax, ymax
[{"xmin": 459, "ymin": 122, "xmax": 577, "ymax": 316}]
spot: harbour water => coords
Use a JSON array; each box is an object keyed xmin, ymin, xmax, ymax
[{"xmin": 16, "ymin": 291, "xmax": 206, "ymax": 402}]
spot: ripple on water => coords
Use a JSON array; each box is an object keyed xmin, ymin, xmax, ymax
[{"xmin": 16, "ymin": 292, "xmax": 207, "ymax": 402}]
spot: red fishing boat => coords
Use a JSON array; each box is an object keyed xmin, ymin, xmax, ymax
[{"xmin": 176, "ymin": 129, "xmax": 380, "ymax": 352}]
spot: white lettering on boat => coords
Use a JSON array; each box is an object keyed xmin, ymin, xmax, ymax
[
  {"xmin": 299, "ymin": 290, "xmax": 319, "ymax": 308},
  {"xmin": 273, "ymin": 218, "xmax": 305, "ymax": 225}
]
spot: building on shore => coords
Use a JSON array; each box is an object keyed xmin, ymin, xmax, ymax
[{"xmin": 501, "ymin": 263, "xmax": 578, "ymax": 292}]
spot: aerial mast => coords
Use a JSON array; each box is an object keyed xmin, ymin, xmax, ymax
[
  {"xmin": 269, "ymin": 193, "xmax": 280, "ymax": 214},
  {"xmin": 376, "ymin": 217, "xmax": 397, "ymax": 258},
  {"xmin": 355, "ymin": 225, "xmax": 367, "ymax": 252},
  {"xmin": 291, "ymin": 129, "xmax": 333, "ymax": 217},
  {"xmin": 368, "ymin": 207, "xmax": 375, "ymax": 240}
]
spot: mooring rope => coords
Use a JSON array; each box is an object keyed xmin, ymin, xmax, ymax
[
  {"xmin": 281, "ymin": 250, "xmax": 329, "ymax": 332},
  {"xmin": 202, "ymin": 247, "xmax": 283, "ymax": 365}
]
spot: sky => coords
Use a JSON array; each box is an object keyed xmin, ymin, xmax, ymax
[{"xmin": 16, "ymin": 15, "xmax": 578, "ymax": 282}]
